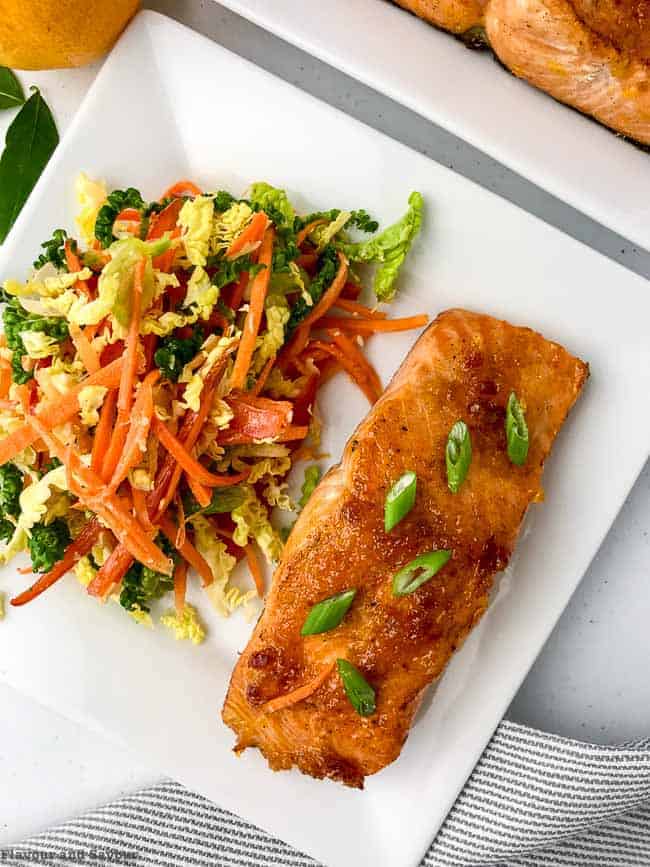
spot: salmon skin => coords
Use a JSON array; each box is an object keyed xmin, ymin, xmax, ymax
[{"xmin": 222, "ymin": 309, "xmax": 588, "ymax": 788}]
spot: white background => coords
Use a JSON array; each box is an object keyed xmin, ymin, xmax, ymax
[{"xmin": 0, "ymin": 0, "xmax": 648, "ymax": 847}]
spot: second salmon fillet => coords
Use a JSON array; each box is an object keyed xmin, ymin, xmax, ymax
[{"xmin": 223, "ymin": 308, "xmax": 588, "ymax": 787}]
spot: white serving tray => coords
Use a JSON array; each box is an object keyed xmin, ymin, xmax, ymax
[
  {"xmin": 0, "ymin": 11, "xmax": 649, "ymax": 867},
  {"xmin": 218, "ymin": 0, "xmax": 650, "ymax": 253}
]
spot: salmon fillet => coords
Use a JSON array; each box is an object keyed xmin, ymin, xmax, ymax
[
  {"xmin": 394, "ymin": 0, "xmax": 650, "ymax": 144},
  {"xmin": 222, "ymin": 309, "xmax": 588, "ymax": 788},
  {"xmin": 484, "ymin": 0, "xmax": 650, "ymax": 145}
]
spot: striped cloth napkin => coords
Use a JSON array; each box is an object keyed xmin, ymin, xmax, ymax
[{"xmin": 3, "ymin": 720, "xmax": 650, "ymax": 866}]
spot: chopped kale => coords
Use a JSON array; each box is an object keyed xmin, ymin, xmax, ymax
[
  {"xmin": 286, "ymin": 244, "xmax": 339, "ymax": 335},
  {"xmin": 94, "ymin": 187, "xmax": 146, "ymax": 248},
  {"xmin": 0, "ymin": 464, "xmax": 22, "ymax": 531},
  {"xmin": 33, "ymin": 228, "xmax": 70, "ymax": 271},
  {"xmin": 208, "ymin": 253, "xmax": 263, "ymax": 289},
  {"xmin": 294, "ymin": 209, "xmax": 378, "ymax": 234},
  {"xmin": 3, "ymin": 298, "xmax": 69, "ymax": 384},
  {"xmin": 28, "ymin": 518, "xmax": 70, "ymax": 573},
  {"xmin": 154, "ymin": 325, "xmax": 203, "ymax": 382},
  {"xmin": 119, "ymin": 535, "xmax": 177, "ymax": 612},
  {"xmin": 212, "ymin": 190, "xmax": 238, "ymax": 213}
]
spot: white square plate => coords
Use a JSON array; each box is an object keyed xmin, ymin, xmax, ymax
[
  {"xmin": 0, "ymin": 12, "xmax": 649, "ymax": 867},
  {"xmin": 218, "ymin": 0, "xmax": 650, "ymax": 253}
]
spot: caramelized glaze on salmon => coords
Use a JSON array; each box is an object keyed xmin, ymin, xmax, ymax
[
  {"xmin": 395, "ymin": 0, "xmax": 650, "ymax": 144},
  {"xmin": 222, "ymin": 309, "xmax": 588, "ymax": 787}
]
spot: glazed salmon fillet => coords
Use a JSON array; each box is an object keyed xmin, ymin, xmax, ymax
[
  {"xmin": 222, "ymin": 309, "xmax": 588, "ymax": 787},
  {"xmin": 394, "ymin": 0, "xmax": 650, "ymax": 145}
]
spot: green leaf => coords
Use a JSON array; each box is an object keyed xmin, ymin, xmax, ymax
[
  {"xmin": 337, "ymin": 659, "xmax": 376, "ymax": 717},
  {"xmin": 337, "ymin": 191, "xmax": 423, "ymax": 302},
  {"xmin": 0, "ymin": 68, "xmax": 25, "ymax": 110},
  {"xmin": 0, "ymin": 87, "xmax": 58, "ymax": 243}
]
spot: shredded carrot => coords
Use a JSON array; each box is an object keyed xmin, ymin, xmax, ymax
[
  {"xmin": 64, "ymin": 239, "xmax": 91, "ymax": 297},
  {"xmin": 245, "ymin": 544, "xmax": 265, "ymax": 597},
  {"xmin": 251, "ymin": 355, "xmax": 275, "ymax": 396},
  {"xmin": 118, "ymin": 258, "xmax": 145, "ymax": 416},
  {"xmin": 148, "ymin": 352, "xmax": 233, "ymax": 522},
  {"xmin": 147, "ymin": 198, "xmax": 184, "ymax": 271},
  {"xmin": 0, "ymin": 358, "xmax": 124, "ymax": 467},
  {"xmin": 131, "ymin": 483, "xmax": 155, "ymax": 534},
  {"xmin": 27, "ymin": 417, "xmax": 171, "ymax": 577},
  {"xmin": 158, "ymin": 515, "xmax": 213, "ymax": 586},
  {"xmin": 102, "ymin": 257, "xmax": 146, "ymax": 481},
  {"xmin": 329, "ymin": 330, "xmax": 382, "ymax": 398},
  {"xmin": 160, "ymin": 180, "xmax": 202, "ymax": 199},
  {"xmin": 315, "ymin": 314, "xmax": 429, "ymax": 334},
  {"xmin": 229, "ymin": 269, "xmax": 249, "ymax": 312},
  {"xmin": 147, "ymin": 199, "xmax": 184, "ymax": 240},
  {"xmin": 15, "ymin": 384, "xmax": 31, "ymax": 414},
  {"xmin": 108, "ymin": 370, "xmax": 159, "ymax": 492},
  {"xmin": 90, "ymin": 388, "xmax": 117, "ymax": 475},
  {"xmin": 230, "ymin": 227, "xmax": 275, "ymax": 390},
  {"xmin": 296, "ymin": 219, "xmax": 327, "ymax": 248},
  {"xmin": 293, "ymin": 253, "xmax": 349, "ymax": 334},
  {"xmin": 68, "ymin": 322, "xmax": 100, "ymax": 373},
  {"xmin": 175, "ymin": 492, "xmax": 187, "ymax": 549},
  {"xmin": 279, "ymin": 253, "xmax": 348, "ymax": 365},
  {"xmin": 262, "ymin": 662, "xmax": 336, "ymax": 714},
  {"xmin": 186, "ymin": 472, "xmax": 211, "ymax": 509},
  {"xmin": 314, "ymin": 357, "xmax": 341, "ymax": 388},
  {"xmin": 155, "ymin": 226, "xmax": 181, "ymax": 273},
  {"xmin": 226, "ymin": 211, "xmax": 268, "ymax": 259},
  {"xmin": 174, "ymin": 559, "xmax": 188, "ymax": 615},
  {"xmin": 115, "ymin": 208, "xmax": 141, "ymax": 223},
  {"xmin": 11, "ymin": 518, "xmax": 101, "ymax": 607},
  {"xmin": 87, "ymin": 544, "xmax": 133, "ymax": 599},
  {"xmin": 0, "ymin": 360, "xmax": 12, "ymax": 399},
  {"xmin": 307, "ymin": 339, "xmax": 380, "ymax": 404},
  {"xmin": 153, "ymin": 417, "xmax": 249, "ymax": 487},
  {"xmin": 277, "ymin": 323, "xmax": 310, "ymax": 370},
  {"xmin": 82, "ymin": 322, "xmax": 102, "ymax": 343},
  {"xmin": 333, "ymin": 298, "xmax": 387, "ymax": 319}
]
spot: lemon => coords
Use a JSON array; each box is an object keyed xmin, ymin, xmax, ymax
[{"xmin": 0, "ymin": 0, "xmax": 140, "ymax": 69}]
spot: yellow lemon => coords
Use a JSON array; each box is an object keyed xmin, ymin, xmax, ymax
[{"xmin": 0, "ymin": 0, "xmax": 140, "ymax": 69}]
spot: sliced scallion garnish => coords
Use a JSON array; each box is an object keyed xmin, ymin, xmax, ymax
[
  {"xmin": 337, "ymin": 658, "xmax": 376, "ymax": 717},
  {"xmin": 301, "ymin": 589, "xmax": 356, "ymax": 636},
  {"xmin": 506, "ymin": 392, "xmax": 529, "ymax": 466},
  {"xmin": 445, "ymin": 420, "xmax": 471, "ymax": 493},
  {"xmin": 384, "ymin": 470, "xmax": 417, "ymax": 532},
  {"xmin": 392, "ymin": 549, "xmax": 452, "ymax": 597}
]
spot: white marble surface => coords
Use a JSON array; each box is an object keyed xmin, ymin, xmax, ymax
[{"xmin": 0, "ymin": 0, "xmax": 648, "ymax": 848}]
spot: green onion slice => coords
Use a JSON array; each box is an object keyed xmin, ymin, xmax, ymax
[
  {"xmin": 445, "ymin": 420, "xmax": 472, "ymax": 493},
  {"xmin": 384, "ymin": 470, "xmax": 417, "ymax": 531},
  {"xmin": 301, "ymin": 589, "xmax": 357, "ymax": 636},
  {"xmin": 392, "ymin": 549, "xmax": 452, "ymax": 597},
  {"xmin": 506, "ymin": 392, "xmax": 529, "ymax": 466},
  {"xmin": 337, "ymin": 658, "xmax": 376, "ymax": 717}
]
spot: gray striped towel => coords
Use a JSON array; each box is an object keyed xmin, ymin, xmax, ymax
[{"xmin": 3, "ymin": 720, "xmax": 650, "ymax": 866}]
